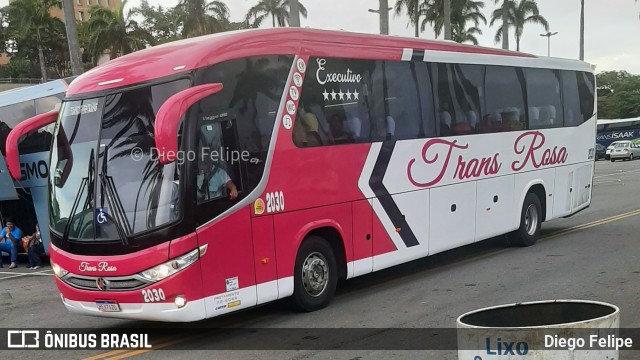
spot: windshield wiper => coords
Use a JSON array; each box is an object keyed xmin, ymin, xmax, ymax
[
  {"xmin": 98, "ymin": 145, "xmax": 131, "ymax": 246},
  {"xmin": 61, "ymin": 149, "xmax": 95, "ymax": 246}
]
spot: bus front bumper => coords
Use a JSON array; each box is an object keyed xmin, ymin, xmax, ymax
[{"xmin": 60, "ymin": 295, "xmax": 207, "ymax": 322}]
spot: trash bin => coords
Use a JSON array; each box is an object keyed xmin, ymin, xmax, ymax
[{"xmin": 457, "ymin": 299, "xmax": 620, "ymax": 359}]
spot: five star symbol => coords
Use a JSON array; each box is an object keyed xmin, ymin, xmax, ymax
[{"xmin": 323, "ymin": 89, "xmax": 360, "ymax": 102}]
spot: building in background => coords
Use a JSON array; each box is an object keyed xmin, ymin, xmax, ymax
[{"xmin": 49, "ymin": 0, "xmax": 121, "ymax": 22}]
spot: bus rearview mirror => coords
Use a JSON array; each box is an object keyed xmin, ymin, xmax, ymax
[
  {"xmin": 154, "ymin": 83, "xmax": 224, "ymax": 165},
  {"xmin": 5, "ymin": 111, "xmax": 59, "ymax": 180}
]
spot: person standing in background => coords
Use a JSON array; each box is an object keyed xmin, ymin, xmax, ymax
[{"xmin": 26, "ymin": 224, "xmax": 44, "ymax": 269}]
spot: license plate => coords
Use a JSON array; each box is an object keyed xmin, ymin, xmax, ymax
[{"xmin": 96, "ymin": 301, "xmax": 121, "ymax": 312}]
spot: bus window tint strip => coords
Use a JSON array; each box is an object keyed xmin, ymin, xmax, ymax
[{"xmin": 294, "ymin": 58, "xmax": 595, "ymax": 147}]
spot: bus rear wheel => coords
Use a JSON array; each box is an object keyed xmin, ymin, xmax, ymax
[
  {"xmin": 292, "ymin": 236, "xmax": 338, "ymax": 312},
  {"xmin": 508, "ymin": 193, "xmax": 542, "ymax": 247}
]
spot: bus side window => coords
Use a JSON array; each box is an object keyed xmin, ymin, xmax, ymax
[
  {"xmin": 483, "ymin": 66, "xmax": 527, "ymax": 133},
  {"xmin": 372, "ymin": 60, "xmax": 436, "ymax": 141},
  {"xmin": 526, "ymin": 68, "xmax": 563, "ymax": 129},
  {"xmin": 577, "ymin": 71, "xmax": 596, "ymax": 123},
  {"xmin": 194, "ymin": 55, "xmax": 293, "ymax": 206},
  {"xmin": 431, "ymin": 63, "xmax": 483, "ymax": 136},
  {"xmin": 196, "ymin": 120, "xmax": 241, "ymax": 203},
  {"xmin": 296, "ymin": 57, "xmax": 373, "ymax": 146}
]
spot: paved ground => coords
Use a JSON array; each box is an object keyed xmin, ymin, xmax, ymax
[{"xmin": 1, "ymin": 158, "xmax": 640, "ymax": 359}]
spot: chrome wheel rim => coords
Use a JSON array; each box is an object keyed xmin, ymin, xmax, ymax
[
  {"xmin": 301, "ymin": 252, "xmax": 329, "ymax": 297},
  {"xmin": 524, "ymin": 204, "xmax": 539, "ymax": 236}
]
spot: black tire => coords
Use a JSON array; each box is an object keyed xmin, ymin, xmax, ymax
[
  {"xmin": 611, "ymin": 158, "xmax": 615, "ymax": 162},
  {"xmin": 292, "ymin": 236, "xmax": 338, "ymax": 312},
  {"xmin": 508, "ymin": 193, "xmax": 542, "ymax": 247}
]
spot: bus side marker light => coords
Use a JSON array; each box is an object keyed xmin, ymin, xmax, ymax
[{"xmin": 261, "ymin": 258, "xmax": 269, "ymax": 264}]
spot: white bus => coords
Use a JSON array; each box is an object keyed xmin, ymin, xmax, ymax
[{"xmin": 0, "ymin": 78, "xmax": 72, "ymax": 255}]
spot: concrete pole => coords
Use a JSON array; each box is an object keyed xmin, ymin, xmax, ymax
[
  {"xmin": 444, "ymin": 0, "xmax": 452, "ymax": 40},
  {"xmin": 380, "ymin": 0, "xmax": 390, "ymax": 35},
  {"xmin": 289, "ymin": 0, "xmax": 301, "ymax": 27}
]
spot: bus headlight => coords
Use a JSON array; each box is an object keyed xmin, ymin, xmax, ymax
[
  {"xmin": 138, "ymin": 245, "xmax": 207, "ymax": 282},
  {"xmin": 51, "ymin": 261, "xmax": 69, "ymax": 278}
]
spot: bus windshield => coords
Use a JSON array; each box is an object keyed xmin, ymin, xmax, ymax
[{"xmin": 49, "ymin": 79, "xmax": 190, "ymax": 241}]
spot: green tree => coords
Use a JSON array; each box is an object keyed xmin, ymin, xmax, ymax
[
  {"xmin": 490, "ymin": 0, "xmax": 548, "ymax": 51},
  {"xmin": 87, "ymin": 0, "xmax": 155, "ymax": 64},
  {"xmin": 394, "ymin": 0, "xmax": 423, "ymax": 37},
  {"xmin": 422, "ymin": 0, "xmax": 486, "ymax": 43},
  {"xmin": 615, "ymin": 76, "xmax": 640, "ymax": 118},
  {"xmin": 245, "ymin": 0, "xmax": 308, "ymax": 28},
  {"xmin": 0, "ymin": 58, "xmax": 40, "ymax": 79},
  {"xmin": 6, "ymin": 0, "xmax": 63, "ymax": 82},
  {"xmin": 596, "ymin": 71, "xmax": 640, "ymax": 119},
  {"xmin": 135, "ymin": 0, "xmax": 184, "ymax": 43},
  {"xmin": 0, "ymin": 8, "xmax": 9, "ymax": 54},
  {"xmin": 178, "ymin": 0, "xmax": 230, "ymax": 37}
]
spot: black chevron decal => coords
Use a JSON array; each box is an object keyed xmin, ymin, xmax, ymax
[{"xmin": 368, "ymin": 141, "xmax": 420, "ymax": 247}]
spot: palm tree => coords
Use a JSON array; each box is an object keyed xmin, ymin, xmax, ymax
[
  {"xmin": 62, "ymin": 0, "xmax": 83, "ymax": 76},
  {"xmin": 490, "ymin": 0, "xmax": 548, "ymax": 51},
  {"xmin": 178, "ymin": 0, "xmax": 230, "ymax": 37},
  {"xmin": 87, "ymin": 0, "xmax": 155, "ymax": 64},
  {"xmin": 245, "ymin": 0, "xmax": 308, "ymax": 28},
  {"xmin": 422, "ymin": 0, "xmax": 485, "ymax": 41},
  {"xmin": 394, "ymin": 0, "xmax": 422, "ymax": 37},
  {"xmin": 452, "ymin": 0, "xmax": 485, "ymax": 44},
  {"xmin": 492, "ymin": 0, "xmax": 510, "ymax": 49},
  {"xmin": 7, "ymin": 0, "xmax": 63, "ymax": 82},
  {"xmin": 453, "ymin": 24, "xmax": 482, "ymax": 44}
]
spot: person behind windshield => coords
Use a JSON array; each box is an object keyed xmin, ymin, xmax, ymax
[
  {"xmin": 197, "ymin": 121, "xmax": 239, "ymax": 201},
  {"xmin": 0, "ymin": 217, "xmax": 22, "ymax": 269},
  {"xmin": 197, "ymin": 158, "xmax": 238, "ymax": 201}
]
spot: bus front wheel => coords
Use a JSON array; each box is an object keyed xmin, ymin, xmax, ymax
[
  {"xmin": 292, "ymin": 236, "xmax": 338, "ymax": 312},
  {"xmin": 508, "ymin": 193, "xmax": 542, "ymax": 247}
]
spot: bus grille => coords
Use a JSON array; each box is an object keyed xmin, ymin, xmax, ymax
[{"xmin": 63, "ymin": 275, "xmax": 149, "ymax": 291}]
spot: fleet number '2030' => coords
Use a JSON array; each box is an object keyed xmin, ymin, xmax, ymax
[
  {"xmin": 265, "ymin": 191, "xmax": 285, "ymax": 213},
  {"xmin": 142, "ymin": 288, "xmax": 166, "ymax": 303}
]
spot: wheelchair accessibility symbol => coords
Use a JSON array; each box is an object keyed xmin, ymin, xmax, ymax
[{"xmin": 96, "ymin": 208, "xmax": 108, "ymax": 224}]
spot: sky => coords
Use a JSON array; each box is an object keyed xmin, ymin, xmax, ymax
[{"xmin": 2, "ymin": 0, "xmax": 640, "ymax": 74}]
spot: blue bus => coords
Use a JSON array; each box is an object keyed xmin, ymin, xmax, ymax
[
  {"xmin": 0, "ymin": 78, "xmax": 73, "ymax": 255},
  {"xmin": 596, "ymin": 118, "xmax": 640, "ymax": 147}
]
